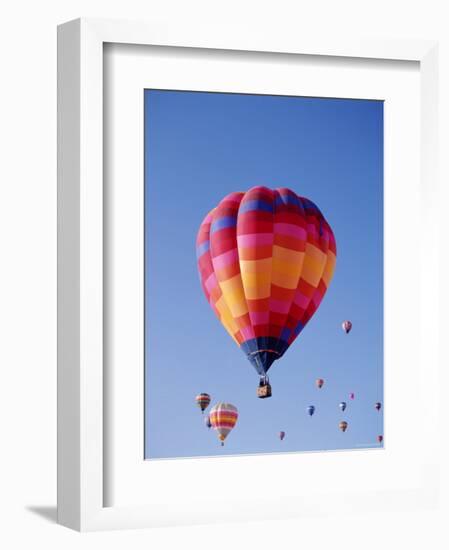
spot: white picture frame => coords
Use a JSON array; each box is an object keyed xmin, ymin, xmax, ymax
[{"xmin": 57, "ymin": 17, "xmax": 440, "ymax": 531}]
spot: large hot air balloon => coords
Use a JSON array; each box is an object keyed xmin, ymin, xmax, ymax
[
  {"xmin": 339, "ymin": 421, "xmax": 348, "ymax": 432},
  {"xmin": 307, "ymin": 405, "xmax": 315, "ymax": 417},
  {"xmin": 342, "ymin": 320, "xmax": 352, "ymax": 334},
  {"xmin": 196, "ymin": 393, "xmax": 211, "ymax": 413},
  {"xmin": 209, "ymin": 402, "xmax": 238, "ymax": 446},
  {"xmin": 316, "ymin": 378, "xmax": 324, "ymax": 389},
  {"xmin": 279, "ymin": 431, "xmax": 286, "ymax": 441},
  {"xmin": 375, "ymin": 402, "xmax": 382, "ymax": 411},
  {"xmin": 339, "ymin": 401, "xmax": 347, "ymax": 412},
  {"xmin": 196, "ymin": 187, "xmax": 337, "ymax": 397}
]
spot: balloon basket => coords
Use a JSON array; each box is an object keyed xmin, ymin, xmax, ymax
[{"xmin": 257, "ymin": 383, "xmax": 272, "ymax": 399}]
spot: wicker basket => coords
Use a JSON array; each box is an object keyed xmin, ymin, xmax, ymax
[{"xmin": 257, "ymin": 383, "xmax": 272, "ymax": 398}]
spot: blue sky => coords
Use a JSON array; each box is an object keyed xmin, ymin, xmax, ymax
[{"xmin": 144, "ymin": 90, "xmax": 383, "ymax": 459}]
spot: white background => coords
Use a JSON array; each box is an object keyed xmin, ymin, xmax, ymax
[{"xmin": 1, "ymin": 1, "xmax": 448, "ymax": 549}]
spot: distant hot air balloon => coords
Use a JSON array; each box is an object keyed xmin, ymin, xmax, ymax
[
  {"xmin": 339, "ymin": 421, "xmax": 348, "ymax": 432},
  {"xmin": 196, "ymin": 393, "xmax": 211, "ymax": 413},
  {"xmin": 204, "ymin": 414, "xmax": 212, "ymax": 429},
  {"xmin": 196, "ymin": 187, "xmax": 337, "ymax": 397},
  {"xmin": 377, "ymin": 435, "xmax": 383, "ymax": 443},
  {"xmin": 279, "ymin": 431, "xmax": 286, "ymax": 441},
  {"xmin": 342, "ymin": 320, "xmax": 352, "ymax": 334},
  {"xmin": 209, "ymin": 402, "xmax": 238, "ymax": 446},
  {"xmin": 349, "ymin": 392, "xmax": 355, "ymax": 400},
  {"xmin": 375, "ymin": 402, "xmax": 382, "ymax": 411},
  {"xmin": 307, "ymin": 405, "xmax": 315, "ymax": 417},
  {"xmin": 316, "ymin": 378, "xmax": 324, "ymax": 389},
  {"xmin": 339, "ymin": 401, "xmax": 347, "ymax": 412}
]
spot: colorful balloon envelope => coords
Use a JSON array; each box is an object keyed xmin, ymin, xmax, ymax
[
  {"xmin": 375, "ymin": 402, "xmax": 382, "ymax": 411},
  {"xmin": 279, "ymin": 431, "xmax": 286, "ymax": 441},
  {"xmin": 342, "ymin": 320, "xmax": 352, "ymax": 334},
  {"xmin": 316, "ymin": 378, "xmax": 324, "ymax": 389},
  {"xmin": 204, "ymin": 414, "xmax": 212, "ymax": 429},
  {"xmin": 307, "ymin": 405, "xmax": 315, "ymax": 416},
  {"xmin": 339, "ymin": 421, "xmax": 348, "ymax": 432},
  {"xmin": 196, "ymin": 186, "xmax": 336, "ymax": 392},
  {"xmin": 377, "ymin": 435, "xmax": 383, "ymax": 443},
  {"xmin": 339, "ymin": 401, "xmax": 347, "ymax": 412},
  {"xmin": 196, "ymin": 393, "xmax": 211, "ymax": 413},
  {"xmin": 349, "ymin": 392, "xmax": 355, "ymax": 400},
  {"xmin": 209, "ymin": 402, "xmax": 238, "ymax": 446}
]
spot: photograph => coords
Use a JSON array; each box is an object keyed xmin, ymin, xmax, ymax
[{"xmin": 144, "ymin": 89, "xmax": 384, "ymax": 459}]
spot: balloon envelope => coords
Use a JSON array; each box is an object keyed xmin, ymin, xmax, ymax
[
  {"xmin": 209, "ymin": 402, "xmax": 238, "ymax": 445},
  {"xmin": 307, "ymin": 405, "xmax": 315, "ymax": 416},
  {"xmin": 279, "ymin": 431, "xmax": 286, "ymax": 441},
  {"xmin": 342, "ymin": 320, "xmax": 352, "ymax": 334},
  {"xmin": 349, "ymin": 392, "xmax": 355, "ymax": 400},
  {"xmin": 377, "ymin": 435, "xmax": 383, "ymax": 443},
  {"xmin": 339, "ymin": 401, "xmax": 347, "ymax": 412},
  {"xmin": 339, "ymin": 421, "xmax": 348, "ymax": 432},
  {"xmin": 196, "ymin": 186, "xmax": 337, "ymax": 379},
  {"xmin": 204, "ymin": 414, "xmax": 212, "ymax": 428},
  {"xmin": 375, "ymin": 402, "xmax": 382, "ymax": 411},
  {"xmin": 196, "ymin": 393, "xmax": 211, "ymax": 412},
  {"xmin": 316, "ymin": 378, "xmax": 324, "ymax": 389}
]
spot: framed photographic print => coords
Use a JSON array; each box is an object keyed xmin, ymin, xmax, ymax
[{"xmin": 58, "ymin": 18, "xmax": 441, "ymax": 531}]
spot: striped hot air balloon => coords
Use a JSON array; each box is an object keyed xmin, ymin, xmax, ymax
[
  {"xmin": 196, "ymin": 393, "xmax": 211, "ymax": 413},
  {"xmin": 209, "ymin": 402, "xmax": 238, "ymax": 446},
  {"xmin": 196, "ymin": 186, "xmax": 337, "ymax": 395}
]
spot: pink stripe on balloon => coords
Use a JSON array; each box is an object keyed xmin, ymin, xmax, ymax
[
  {"xmin": 294, "ymin": 292, "xmax": 309, "ymax": 309},
  {"xmin": 311, "ymin": 289, "xmax": 324, "ymax": 307},
  {"xmin": 212, "ymin": 248, "xmax": 239, "ymax": 270},
  {"xmin": 222, "ymin": 192, "xmax": 244, "ymax": 203},
  {"xmin": 249, "ymin": 311, "xmax": 270, "ymax": 325},
  {"xmin": 237, "ymin": 233, "xmax": 273, "ymax": 247},
  {"xmin": 240, "ymin": 326, "xmax": 255, "ymax": 340},
  {"xmin": 269, "ymin": 298, "xmax": 291, "ymax": 314},
  {"xmin": 274, "ymin": 223, "xmax": 307, "ymax": 240},
  {"xmin": 201, "ymin": 213, "xmax": 213, "ymax": 224},
  {"xmin": 205, "ymin": 273, "xmax": 219, "ymax": 293}
]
